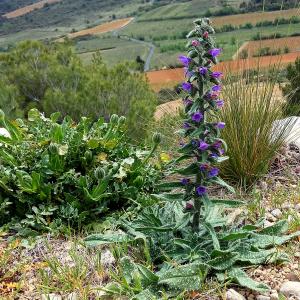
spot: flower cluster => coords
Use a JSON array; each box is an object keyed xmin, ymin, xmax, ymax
[{"xmin": 177, "ymin": 18, "xmax": 228, "ymax": 229}]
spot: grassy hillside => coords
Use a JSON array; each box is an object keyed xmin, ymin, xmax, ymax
[{"xmin": 0, "ymin": 0, "xmax": 35, "ymax": 15}]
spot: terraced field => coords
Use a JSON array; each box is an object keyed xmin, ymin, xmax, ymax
[
  {"xmin": 236, "ymin": 36, "xmax": 300, "ymax": 57},
  {"xmin": 3, "ymin": 0, "xmax": 61, "ymax": 19},
  {"xmin": 68, "ymin": 18, "xmax": 134, "ymax": 39},
  {"xmin": 147, "ymin": 52, "xmax": 300, "ymax": 91},
  {"xmin": 212, "ymin": 8, "xmax": 300, "ymax": 27}
]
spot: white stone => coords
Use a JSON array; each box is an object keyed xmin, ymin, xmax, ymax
[
  {"xmin": 100, "ymin": 249, "xmax": 115, "ymax": 266},
  {"xmin": 226, "ymin": 289, "xmax": 246, "ymax": 300},
  {"xmin": 295, "ymin": 203, "xmax": 300, "ymax": 212},
  {"xmin": 280, "ymin": 281, "xmax": 300, "ymax": 299},
  {"xmin": 65, "ymin": 292, "xmax": 77, "ymax": 300},
  {"xmin": 271, "ymin": 208, "xmax": 282, "ymax": 219},
  {"xmin": 266, "ymin": 213, "xmax": 277, "ymax": 222},
  {"xmin": 256, "ymin": 296, "xmax": 270, "ymax": 300},
  {"xmin": 0, "ymin": 128, "xmax": 11, "ymax": 138},
  {"xmin": 41, "ymin": 294, "xmax": 62, "ymax": 300},
  {"xmin": 272, "ymin": 117, "xmax": 300, "ymax": 148},
  {"xmin": 270, "ymin": 292, "xmax": 279, "ymax": 300},
  {"xmin": 263, "ymin": 220, "xmax": 274, "ymax": 228}
]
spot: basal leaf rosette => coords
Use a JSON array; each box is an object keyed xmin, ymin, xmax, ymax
[{"xmin": 178, "ymin": 18, "xmax": 232, "ymax": 229}]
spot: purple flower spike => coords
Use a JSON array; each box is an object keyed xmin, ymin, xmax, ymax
[
  {"xmin": 179, "ymin": 55, "xmax": 192, "ymax": 67},
  {"xmin": 208, "ymin": 167, "xmax": 219, "ymax": 178},
  {"xmin": 199, "ymin": 67, "xmax": 208, "ymax": 75},
  {"xmin": 199, "ymin": 140, "xmax": 209, "ymax": 151},
  {"xmin": 196, "ymin": 186, "xmax": 207, "ymax": 196},
  {"xmin": 181, "ymin": 178, "xmax": 190, "ymax": 185},
  {"xmin": 191, "ymin": 111, "xmax": 203, "ymax": 123},
  {"xmin": 212, "ymin": 85, "xmax": 222, "ymax": 92},
  {"xmin": 192, "ymin": 40, "xmax": 200, "ymax": 47},
  {"xmin": 216, "ymin": 99, "xmax": 224, "ymax": 108},
  {"xmin": 211, "ymin": 71, "xmax": 223, "ymax": 79},
  {"xmin": 216, "ymin": 122, "xmax": 225, "ymax": 129},
  {"xmin": 182, "ymin": 82, "xmax": 193, "ymax": 92},
  {"xmin": 208, "ymin": 48, "xmax": 222, "ymax": 57}
]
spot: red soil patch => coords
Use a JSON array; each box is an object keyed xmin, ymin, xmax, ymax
[
  {"xmin": 68, "ymin": 18, "xmax": 134, "ymax": 39},
  {"xmin": 147, "ymin": 53, "xmax": 300, "ymax": 91},
  {"xmin": 3, "ymin": 0, "xmax": 61, "ymax": 19}
]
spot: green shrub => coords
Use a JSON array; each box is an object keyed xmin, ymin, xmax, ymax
[
  {"xmin": 0, "ymin": 109, "xmax": 161, "ymax": 232},
  {"xmin": 0, "ymin": 41, "xmax": 156, "ymax": 141}
]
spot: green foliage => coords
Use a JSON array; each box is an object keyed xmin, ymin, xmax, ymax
[
  {"xmin": 0, "ymin": 109, "xmax": 161, "ymax": 232},
  {"xmin": 282, "ymin": 58, "xmax": 300, "ymax": 115},
  {"xmin": 219, "ymin": 67, "xmax": 295, "ymax": 186},
  {"xmin": 0, "ymin": 41, "xmax": 156, "ymax": 140}
]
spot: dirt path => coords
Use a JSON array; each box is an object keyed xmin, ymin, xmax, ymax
[{"xmin": 3, "ymin": 0, "xmax": 61, "ymax": 19}]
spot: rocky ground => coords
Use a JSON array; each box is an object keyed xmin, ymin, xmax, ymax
[{"xmin": 0, "ymin": 143, "xmax": 300, "ymax": 300}]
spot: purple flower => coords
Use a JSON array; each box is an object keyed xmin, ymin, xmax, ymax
[
  {"xmin": 208, "ymin": 167, "xmax": 219, "ymax": 178},
  {"xmin": 208, "ymin": 48, "xmax": 222, "ymax": 57},
  {"xmin": 200, "ymin": 163, "xmax": 209, "ymax": 171},
  {"xmin": 186, "ymin": 202, "xmax": 194, "ymax": 209},
  {"xmin": 191, "ymin": 111, "xmax": 203, "ymax": 123},
  {"xmin": 199, "ymin": 67, "xmax": 208, "ymax": 75},
  {"xmin": 182, "ymin": 82, "xmax": 193, "ymax": 92},
  {"xmin": 212, "ymin": 85, "xmax": 222, "ymax": 92},
  {"xmin": 203, "ymin": 31, "xmax": 209, "ymax": 39},
  {"xmin": 196, "ymin": 186, "xmax": 207, "ymax": 196},
  {"xmin": 179, "ymin": 55, "xmax": 192, "ymax": 67},
  {"xmin": 219, "ymin": 149, "xmax": 225, "ymax": 155},
  {"xmin": 191, "ymin": 40, "xmax": 200, "ymax": 47},
  {"xmin": 216, "ymin": 122, "xmax": 225, "ymax": 129},
  {"xmin": 210, "ymin": 153, "xmax": 219, "ymax": 159},
  {"xmin": 199, "ymin": 140, "xmax": 209, "ymax": 151},
  {"xmin": 184, "ymin": 67, "xmax": 194, "ymax": 78},
  {"xmin": 213, "ymin": 140, "xmax": 222, "ymax": 149},
  {"xmin": 215, "ymin": 99, "xmax": 224, "ymax": 108},
  {"xmin": 183, "ymin": 98, "xmax": 193, "ymax": 106},
  {"xmin": 181, "ymin": 178, "xmax": 190, "ymax": 185},
  {"xmin": 183, "ymin": 122, "xmax": 191, "ymax": 129},
  {"xmin": 211, "ymin": 71, "xmax": 223, "ymax": 79}
]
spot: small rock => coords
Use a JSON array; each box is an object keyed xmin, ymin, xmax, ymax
[
  {"xmin": 264, "ymin": 220, "xmax": 274, "ymax": 228},
  {"xmin": 271, "ymin": 208, "xmax": 282, "ymax": 219},
  {"xmin": 42, "ymin": 294, "xmax": 62, "ymax": 300},
  {"xmin": 295, "ymin": 204, "xmax": 300, "ymax": 212},
  {"xmin": 286, "ymin": 272, "xmax": 300, "ymax": 282},
  {"xmin": 226, "ymin": 289, "xmax": 246, "ymax": 300},
  {"xmin": 266, "ymin": 213, "xmax": 277, "ymax": 222},
  {"xmin": 65, "ymin": 292, "xmax": 77, "ymax": 300},
  {"xmin": 100, "ymin": 249, "xmax": 115, "ymax": 266},
  {"xmin": 256, "ymin": 296, "xmax": 270, "ymax": 300},
  {"xmin": 270, "ymin": 291, "xmax": 279, "ymax": 300},
  {"xmin": 280, "ymin": 281, "xmax": 300, "ymax": 299}
]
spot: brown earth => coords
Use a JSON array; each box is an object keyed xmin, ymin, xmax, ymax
[{"xmin": 3, "ymin": 0, "xmax": 61, "ymax": 19}]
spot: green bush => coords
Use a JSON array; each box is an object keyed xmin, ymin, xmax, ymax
[
  {"xmin": 0, "ymin": 109, "xmax": 161, "ymax": 232},
  {"xmin": 0, "ymin": 41, "xmax": 156, "ymax": 140}
]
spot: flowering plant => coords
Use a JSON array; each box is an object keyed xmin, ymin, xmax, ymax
[{"xmin": 178, "ymin": 18, "xmax": 233, "ymax": 230}]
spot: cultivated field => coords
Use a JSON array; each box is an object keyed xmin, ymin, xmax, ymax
[
  {"xmin": 237, "ymin": 36, "xmax": 300, "ymax": 57},
  {"xmin": 3, "ymin": 0, "xmax": 61, "ymax": 19},
  {"xmin": 68, "ymin": 18, "xmax": 134, "ymax": 39},
  {"xmin": 212, "ymin": 8, "xmax": 300, "ymax": 27},
  {"xmin": 147, "ymin": 52, "xmax": 300, "ymax": 91}
]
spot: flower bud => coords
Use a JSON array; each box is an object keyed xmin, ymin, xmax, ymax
[
  {"xmin": 48, "ymin": 143, "xmax": 58, "ymax": 154},
  {"xmin": 110, "ymin": 114, "xmax": 119, "ymax": 125},
  {"xmin": 0, "ymin": 110, "xmax": 5, "ymax": 122},
  {"xmin": 84, "ymin": 150, "xmax": 93, "ymax": 163},
  {"xmin": 94, "ymin": 167, "xmax": 105, "ymax": 180},
  {"xmin": 152, "ymin": 132, "xmax": 162, "ymax": 145},
  {"xmin": 118, "ymin": 116, "xmax": 126, "ymax": 125}
]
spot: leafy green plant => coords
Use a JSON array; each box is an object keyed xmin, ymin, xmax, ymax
[
  {"xmin": 86, "ymin": 18, "xmax": 300, "ymax": 297},
  {"xmin": 0, "ymin": 108, "xmax": 161, "ymax": 232}
]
